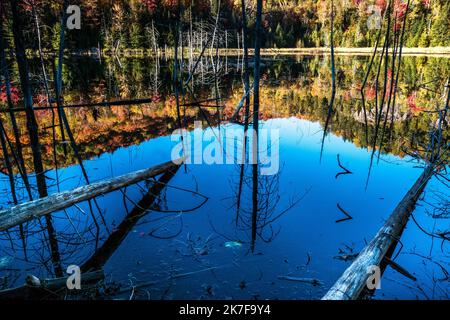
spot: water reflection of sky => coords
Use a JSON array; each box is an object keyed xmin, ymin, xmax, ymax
[{"xmin": 0, "ymin": 117, "xmax": 448, "ymax": 299}]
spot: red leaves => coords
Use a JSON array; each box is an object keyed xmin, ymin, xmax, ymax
[
  {"xmin": 142, "ymin": 0, "xmax": 158, "ymax": 13},
  {"xmin": 364, "ymin": 86, "xmax": 377, "ymax": 101},
  {"xmin": 151, "ymin": 93, "xmax": 161, "ymax": 103},
  {"xmin": 0, "ymin": 85, "xmax": 20, "ymax": 105},
  {"xmin": 422, "ymin": 0, "xmax": 431, "ymax": 9},
  {"xmin": 389, "ymin": 0, "xmax": 408, "ymax": 32},
  {"xmin": 407, "ymin": 92, "xmax": 416, "ymax": 107},
  {"xmin": 407, "ymin": 92, "xmax": 423, "ymax": 113},
  {"xmin": 18, "ymin": 0, "xmax": 41, "ymax": 12},
  {"xmin": 393, "ymin": 0, "xmax": 407, "ymax": 19},
  {"xmin": 376, "ymin": 0, "xmax": 408, "ymax": 28}
]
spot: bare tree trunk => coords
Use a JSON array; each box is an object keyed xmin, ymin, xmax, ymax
[
  {"xmin": 241, "ymin": 0, "xmax": 251, "ymax": 133},
  {"xmin": 10, "ymin": 0, "xmax": 47, "ymax": 198},
  {"xmin": 320, "ymin": 0, "xmax": 336, "ymax": 162},
  {"xmin": 360, "ymin": 7, "xmax": 387, "ymax": 146},
  {"xmin": 173, "ymin": 2, "xmax": 183, "ymax": 133},
  {"xmin": 252, "ymin": 0, "xmax": 263, "ymax": 140},
  {"xmin": 32, "ymin": 4, "xmax": 61, "ymax": 192},
  {"xmin": 235, "ymin": 0, "xmax": 251, "ymax": 223},
  {"xmin": 10, "ymin": 0, "xmax": 62, "ymax": 276},
  {"xmin": 251, "ymin": 0, "xmax": 263, "ymax": 253},
  {"xmin": 0, "ymin": 20, "xmax": 32, "ymax": 197},
  {"xmin": 388, "ymin": 0, "xmax": 411, "ymax": 143}
]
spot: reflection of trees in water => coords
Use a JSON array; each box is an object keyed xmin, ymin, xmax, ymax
[
  {"xmin": 236, "ymin": 163, "xmax": 282, "ymax": 251},
  {"xmin": 232, "ymin": 162, "xmax": 308, "ymax": 253},
  {"xmin": 3, "ymin": 55, "xmax": 448, "ymax": 171},
  {"xmin": 204, "ymin": 130, "xmax": 307, "ymax": 253},
  {"xmin": 0, "ymin": 162, "xmax": 211, "ymax": 295}
]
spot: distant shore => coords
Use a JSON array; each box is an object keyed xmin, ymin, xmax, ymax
[
  {"xmin": 255, "ymin": 47, "xmax": 450, "ymax": 57},
  {"xmin": 104, "ymin": 46, "xmax": 450, "ymax": 58},
  {"xmin": 27, "ymin": 47, "xmax": 450, "ymax": 58}
]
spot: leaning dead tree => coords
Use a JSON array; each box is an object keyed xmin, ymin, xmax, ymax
[
  {"xmin": 0, "ymin": 160, "xmax": 181, "ymax": 231},
  {"xmin": 322, "ymin": 165, "xmax": 434, "ymax": 300},
  {"xmin": 323, "ymin": 78, "xmax": 449, "ymax": 300}
]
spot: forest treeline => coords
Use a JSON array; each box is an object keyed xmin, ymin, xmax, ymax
[{"xmin": 1, "ymin": 0, "xmax": 449, "ymax": 52}]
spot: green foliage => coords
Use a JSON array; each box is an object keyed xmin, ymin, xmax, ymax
[{"xmin": 429, "ymin": 2, "xmax": 450, "ymax": 46}]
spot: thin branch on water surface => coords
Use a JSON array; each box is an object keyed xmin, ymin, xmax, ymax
[
  {"xmin": 147, "ymin": 214, "xmax": 183, "ymax": 240},
  {"xmin": 335, "ymin": 154, "xmax": 353, "ymax": 179},
  {"xmin": 130, "ymin": 179, "xmax": 210, "ymax": 214},
  {"xmin": 180, "ymin": 98, "xmax": 221, "ymax": 107},
  {"xmin": 402, "ymin": 252, "xmax": 449, "ymax": 281},
  {"xmin": 335, "ymin": 203, "xmax": 353, "ymax": 223},
  {"xmin": 410, "ymin": 213, "xmax": 449, "ymax": 244}
]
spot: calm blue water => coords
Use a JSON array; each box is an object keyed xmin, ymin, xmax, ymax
[{"xmin": 1, "ymin": 117, "xmax": 446, "ymax": 299}]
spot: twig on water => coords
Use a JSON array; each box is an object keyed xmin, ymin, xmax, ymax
[
  {"xmin": 335, "ymin": 203, "xmax": 353, "ymax": 223},
  {"xmin": 335, "ymin": 154, "xmax": 353, "ymax": 179}
]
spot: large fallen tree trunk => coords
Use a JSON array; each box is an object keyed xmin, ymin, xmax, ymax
[
  {"xmin": 322, "ymin": 164, "xmax": 434, "ymax": 300},
  {"xmin": 0, "ymin": 159, "xmax": 181, "ymax": 231}
]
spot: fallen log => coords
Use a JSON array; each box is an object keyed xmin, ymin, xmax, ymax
[
  {"xmin": 0, "ymin": 159, "xmax": 182, "ymax": 232},
  {"xmin": 322, "ymin": 165, "xmax": 434, "ymax": 300},
  {"xmin": 0, "ymin": 97, "xmax": 156, "ymax": 113}
]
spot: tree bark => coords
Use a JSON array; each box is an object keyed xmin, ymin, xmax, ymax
[{"xmin": 0, "ymin": 160, "xmax": 181, "ymax": 231}]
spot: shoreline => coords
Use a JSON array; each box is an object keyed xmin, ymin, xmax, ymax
[{"xmin": 26, "ymin": 47, "xmax": 450, "ymax": 59}]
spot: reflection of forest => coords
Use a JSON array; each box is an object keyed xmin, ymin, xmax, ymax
[{"xmin": 1, "ymin": 55, "xmax": 448, "ymax": 170}]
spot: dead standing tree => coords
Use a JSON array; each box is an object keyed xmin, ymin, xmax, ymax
[
  {"xmin": 235, "ymin": 0, "xmax": 251, "ymax": 224},
  {"xmin": 0, "ymin": 7, "xmax": 32, "ymax": 198},
  {"xmin": 251, "ymin": 0, "xmax": 263, "ymax": 253},
  {"xmin": 9, "ymin": 0, "xmax": 63, "ymax": 276}
]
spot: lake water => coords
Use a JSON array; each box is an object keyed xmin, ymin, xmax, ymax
[{"xmin": 0, "ymin": 55, "xmax": 448, "ymax": 299}]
